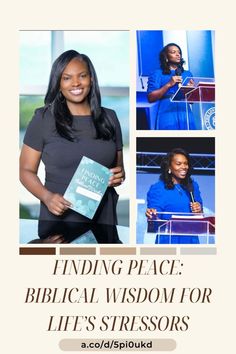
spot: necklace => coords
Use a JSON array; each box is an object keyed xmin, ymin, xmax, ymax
[{"xmin": 175, "ymin": 184, "xmax": 183, "ymax": 195}]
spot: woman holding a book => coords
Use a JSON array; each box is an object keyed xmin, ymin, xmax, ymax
[
  {"xmin": 147, "ymin": 43, "xmax": 195, "ymax": 130},
  {"xmin": 20, "ymin": 50, "xmax": 125, "ymax": 238}
]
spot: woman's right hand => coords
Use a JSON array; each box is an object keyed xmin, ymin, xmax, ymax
[
  {"xmin": 145, "ymin": 208, "xmax": 158, "ymax": 219},
  {"xmin": 168, "ymin": 75, "xmax": 182, "ymax": 87},
  {"xmin": 44, "ymin": 191, "xmax": 72, "ymax": 216},
  {"xmin": 148, "ymin": 76, "xmax": 182, "ymax": 102}
]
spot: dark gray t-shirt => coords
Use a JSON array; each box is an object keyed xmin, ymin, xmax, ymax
[{"xmin": 23, "ymin": 106, "xmax": 123, "ymax": 234}]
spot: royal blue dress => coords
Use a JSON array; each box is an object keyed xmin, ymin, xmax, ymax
[
  {"xmin": 147, "ymin": 179, "xmax": 203, "ymax": 244},
  {"xmin": 147, "ymin": 69, "xmax": 195, "ymax": 130}
]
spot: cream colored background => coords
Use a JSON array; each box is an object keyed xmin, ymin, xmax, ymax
[{"xmin": 1, "ymin": 0, "xmax": 236, "ymax": 353}]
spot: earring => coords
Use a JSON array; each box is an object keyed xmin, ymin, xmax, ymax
[
  {"xmin": 168, "ymin": 169, "xmax": 171, "ymax": 174},
  {"xmin": 165, "ymin": 58, "xmax": 168, "ymax": 63}
]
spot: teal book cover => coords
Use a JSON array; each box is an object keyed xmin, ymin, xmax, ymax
[{"xmin": 64, "ymin": 156, "xmax": 111, "ymax": 219}]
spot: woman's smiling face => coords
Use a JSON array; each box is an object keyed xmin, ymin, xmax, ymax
[
  {"xmin": 170, "ymin": 153, "xmax": 189, "ymax": 183},
  {"xmin": 60, "ymin": 58, "xmax": 91, "ymax": 105}
]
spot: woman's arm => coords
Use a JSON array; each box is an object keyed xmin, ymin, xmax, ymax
[
  {"xmin": 148, "ymin": 75, "xmax": 182, "ymax": 102},
  {"xmin": 20, "ymin": 144, "xmax": 71, "ymax": 216},
  {"xmin": 145, "ymin": 182, "xmax": 165, "ymax": 219},
  {"xmin": 109, "ymin": 150, "xmax": 125, "ymax": 187}
]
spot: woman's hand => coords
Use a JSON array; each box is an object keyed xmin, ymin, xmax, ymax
[
  {"xmin": 42, "ymin": 234, "xmax": 66, "ymax": 244},
  {"xmin": 148, "ymin": 76, "xmax": 182, "ymax": 102},
  {"xmin": 187, "ymin": 78, "xmax": 195, "ymax": 87},
  {"xmin": 44, "ymin": 234, "xmax": 66, "ymax": 243},
  {"xmin": 29, "ymin": 234, "xmax": 67, "ymax": 244},
  {"xmin": 43, "ymin": 191, "xmax": 72, "ymax": 216},
  {"xmin": 190, "ymin": 202, "xmax": 202, "ymax": 213},
  {"xmin": 109, "ymin": 166, "xmax": 125, "ymax": 187},
  {"xmin": 168, "ymin": 75, "xmax": 182, "ymax": 87},
  {"xmin": 145, "ymin": 208, "xmax": 158, "ymax": 219}
]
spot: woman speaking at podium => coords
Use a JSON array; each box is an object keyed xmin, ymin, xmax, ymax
[
  {"xmin": 20, "ymin": 50, "xmax": 125, "ymax": 238},
  {"xmin": 146, "ymin": 148, "xmax": 203, "ymax": 243},
  {"xmin": 147, "ymin": 43, "xmax": 195, "ymax": 130}
]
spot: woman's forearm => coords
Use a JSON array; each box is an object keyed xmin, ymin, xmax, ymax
[
  {"xmin": 148, "ymin": 82, "xmax": 172, "ymax": 102},
  {"xmin": 148, "ymin": 74, "xmax": 182, "ymax": 103},
  {"xmin": 20, "ymin": 168, "xmax": 72, "ymax": 216},
  {"xmin": 20, "ymin": 169, "xmax": 52, "ymax": 204},
  {"xmin": 20, "ymin": 144, "xmax": 52, "ymax": 205}
]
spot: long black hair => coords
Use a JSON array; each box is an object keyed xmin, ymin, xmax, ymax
[
  {"xmin": 160, "ymin": 148, "xmax": 193, "ymax": 189},
  {"xmin": 159, "ymin": 43, "xmax": 185, "ymax": 75},
  {"xmin": 44, "ymin": 50, "xmax": 115, "ymax": 141}
]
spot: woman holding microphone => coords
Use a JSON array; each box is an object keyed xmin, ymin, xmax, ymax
[{"xmin": 147, "ymin": 43, "xmax": 195, "ymax": 130}]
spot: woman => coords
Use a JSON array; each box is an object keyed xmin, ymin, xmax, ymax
[
  {"xmin": 146, "ymin": 148, "xmax": 202, "ymax": 218},
  {"xmin": 20, "ymin": 50, "xmax": 125, "ymax": 238},
  {"xmin": 146, "ymin": 148, "xmax": 202, "ymax": 243},
  {"xmin": 147, "ymin": 43, "xmax": 195, "ymax": 130}
]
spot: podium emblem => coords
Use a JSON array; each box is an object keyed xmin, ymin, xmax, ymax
[{"xmin": 204, "ymin": 107, "xmax": 215, "ymax": 130}]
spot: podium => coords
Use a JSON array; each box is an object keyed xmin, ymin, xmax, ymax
[
  {"xmin": 171, "ymin": 77, "xmax": 215, "ymax": 130},
  {"xmin": 146, "ymin": 212, "xmax": 215, "ymax": 244}
]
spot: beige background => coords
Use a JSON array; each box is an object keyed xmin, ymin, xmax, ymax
[{"xmin": 1, "ymin": 0, "xmax": 236, "ymax": 353}]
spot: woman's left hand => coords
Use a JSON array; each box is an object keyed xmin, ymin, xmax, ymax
[
  {"xmin": 109, "ymin": 166, "xmax": 125, "ymax": 187},
  {"xmin": 190, "ymin": 202, "xmax": 202, "ymax": 213},
  {"xmin": 187, "ymin": 78, "xmax": 195, "ymax": 87}
]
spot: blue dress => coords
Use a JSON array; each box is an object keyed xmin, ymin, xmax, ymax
[
  {"xmin": 147, "ymin": 69, "xmax": 195, "ymax": 130},
  {"xmin": 147, "ymin": 180, "xmax": 203, "ymax": 244}
]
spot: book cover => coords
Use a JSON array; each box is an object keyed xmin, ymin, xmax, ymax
[{"xmin": 64, "ymin": 156, "xmax": 112, "ymax": 219}]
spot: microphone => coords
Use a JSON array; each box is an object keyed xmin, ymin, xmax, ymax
[
  {"xmin": 140, "ymin": 76, "xmax": 145, "ymax": 90},
  {"xmin": 186, "ymin": 183, "xmax": 195, "ymax": 203},
  {"xmin": 175, "ymin": 65, "xmax": 182, "ymax": 88}
]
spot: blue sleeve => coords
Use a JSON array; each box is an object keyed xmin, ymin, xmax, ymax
[
  {"xmin": 147, "ymin": 70, "xmax": 162, "ymax": 94},
  {"xmin": 186, "ymin": 70, "xmax": 193, "ymax": 77},
  {"xmin": 193, "ymin": 180, "xmax": 203, "ymax": 208},
  {"xmin": 147, "ymin": 182, "xmax": 165, "ymax": 211},
  {"xmin": 182, "ymin": 70, "xmax": 193, "ymax": 84}
]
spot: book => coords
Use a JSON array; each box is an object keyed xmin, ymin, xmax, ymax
[{"xmin": 64, "ymin": 156, "xmax": 112, "ymax": 219}]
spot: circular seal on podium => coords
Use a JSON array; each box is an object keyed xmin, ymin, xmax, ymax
[{"xmin": 204, "ymin": 107, "xmax": 215, "ymax": 130}]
